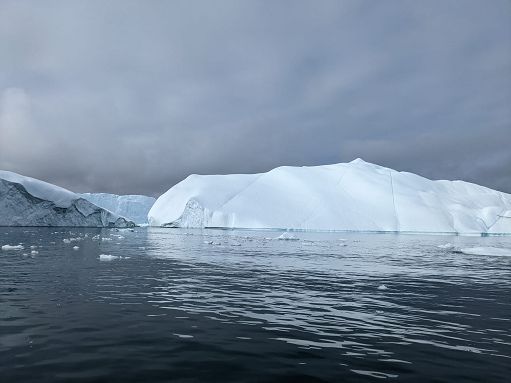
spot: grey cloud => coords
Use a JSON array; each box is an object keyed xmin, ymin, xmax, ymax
[{"xmin": 0, "ymin": 0, "xmax": 510, "ymax": 197}]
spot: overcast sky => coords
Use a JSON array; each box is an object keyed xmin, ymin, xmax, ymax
[{"xmin": 0, "ymin": 0, "xmax": 510, "ymax": 196}]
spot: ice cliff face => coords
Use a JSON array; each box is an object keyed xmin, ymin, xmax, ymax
[
  {"xmin": 148, "ymin": 159, "xmax": 511, "ymax": 235},
  {"xmin": 79, "ymin": 193, "xmax": 155, "ymax": 224},
  {"xmin": 0, "ymin": 171, "xmax": 134, "ymax": 227}
]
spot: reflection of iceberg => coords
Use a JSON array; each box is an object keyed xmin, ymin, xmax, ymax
[
  {"xmin": 148, "ymin": 159, "xmax": 511, "ymax": 235},
  {"xmin": 0, "ymin": 170, "xmax": 134, "ymax": 227}
]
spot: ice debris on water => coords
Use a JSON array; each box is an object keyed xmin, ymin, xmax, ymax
[
  {"xmin": 276, "ymin": 232, "xmax": 299, "ymax": 241},
  {"xmin": 2, "ymin": 244, "xmax": 24, "ymax": 251},
  {"xmin": 73, "ymin": 246, "xmax": 79, "ymax": 250},
  {"xmin": 457, "ymin": 247, "xmax": 511, "ymax": 257},
  {"xmin": 377, "ymin": 284, "xmax": 388, "ymax": 290},
  {"xmin": 437, "ymin": 243, "xmax": 456, "ymax": 249},
  {"xmin": 203, "ymin": 240, "xmax": 221, "ymax": 245},
  {"xmin": 31, "ymin": 250, "xmax": 38, "ymax": 255},
  {"xmin": 99, "ymin": 254, "xmax": 120, "ymax": 261}
]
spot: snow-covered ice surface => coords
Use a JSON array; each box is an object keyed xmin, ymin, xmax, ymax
[
  {"xmin": 80, "ymin": 193, "xmax": 155, "ymax": 224},
  {"xmin": 148, "ymin": 159, "xmax": 511, "ymax": 235},
  {"xmin": 0, "ymin": 170, "xmax": 135, "ymax": 227}
]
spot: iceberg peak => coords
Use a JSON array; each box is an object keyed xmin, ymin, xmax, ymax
[{"xmin": 349, "ymin": 157, "xmax": 368, "ymax": 164}]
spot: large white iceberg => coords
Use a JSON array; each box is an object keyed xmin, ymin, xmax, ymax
[
  {"xmin": 79, "ymin": 193, "xmax": 155, "ymax": 224},
  {"xmin": 0, "ymin": 170, "xmax": 134, "ymax": 227},
  {"xmin": 148, "ymin": 159, "xmax": 511, "ymax": 235}
]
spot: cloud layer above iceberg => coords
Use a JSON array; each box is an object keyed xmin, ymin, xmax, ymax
[{"xmin": 0, "ymin": 0, "xmax": 510, "ymax": 195}]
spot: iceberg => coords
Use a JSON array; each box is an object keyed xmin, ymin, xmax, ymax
[
  {"xmin": 0, "ymin": 170, "xmax": 134, "ymax": 227},
  {"xmin": 148, "ymin": 159, "xmax": 511, "ymax": 235},
  {"xmin": 79, "ymin": 193, "xmax": 155, "ymax": 224}
]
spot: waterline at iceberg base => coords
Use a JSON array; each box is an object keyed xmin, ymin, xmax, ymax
[{"xmin": 148, "ymin": 159, "xmax": 511, "ymax": 235}]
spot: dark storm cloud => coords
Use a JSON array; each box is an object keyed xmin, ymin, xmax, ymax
[{"xmin": 0, "ymin": 0, "xmax": 510, "ymax": 196}]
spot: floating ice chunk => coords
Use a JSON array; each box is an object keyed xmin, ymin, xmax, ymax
[
  {"xmin": 173, "ymin": 333, "xmax": 194, "ymax": 339},
  {"xmin": 92, "ymin": 235, "xmax": 100, "ymax": 240},
  {"xmin": 63, "ymin": 239, "xmax": 71, "ymax": 244},
  {"xmin": 2, "ymin": 244, "xmax": 24, "ymax": 250},
  {"xmin": 101, "ymin": 237, "xmax": 112, "ymax": 241},
  {"xmin": 458, "ymin": 247, "xmax": 511, "ymax": 257},
  {"xmin": 377, "ymin": 284, "xmax": 388, "ymax": 290},
  {"xmin": 203, "ymin": 240, "xmax": 221, "ymax": 245},
  {"xmin": 276, "ymin": 232, "xmax": 299, "ymax": 241},
  {"xmin": 437, "ymin": 243, "xmax": 456, "ymax": 249},
  {"xmin": 99, "ymin": 254, "xmax": 120, "ymax": 261},
  {"xmin": 31, "ymin": 250, "xmax": 38, "ymax": 255},
  {"xmin": 30, "ymin": 245, "xmax": 37, "ymax": 249},
  {"xmin": 73, "ymin": 246, "xmax": 79, "ymax": 250}
]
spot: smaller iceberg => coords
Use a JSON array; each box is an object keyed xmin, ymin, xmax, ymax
[
  {"xmin": 79, "ymin": 193, "xmax": 155, "ymax": 224},
  {"xmin": 0, "ymin": 170, "xmax": 135, "ymax": 227}
]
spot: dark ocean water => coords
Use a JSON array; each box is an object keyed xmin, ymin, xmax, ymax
[{"xmin": 1, "ymin": 227, "xmax": 510, "ymax": 382}]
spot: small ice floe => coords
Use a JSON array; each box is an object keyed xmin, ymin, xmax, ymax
[
  {"xmin": 2, "ymin": 244, "xmax": 24, "ymax": 251},
  {"xmin": 377, "ymin": 284, "xmax": 388, "ymax": 290},
  {"xmin": 203, "ymin": 240, "xmax": 221, "ymax": 245},
  {"xmin": 63, "ymin": 239, "xmax": 71, "ymax": 244},
  {"xmin": 437, "ymin": 243, "xmax": 456, "ymax": 249},
  {"xmin": 101, "ymin": 237, "xmax": 113, "ymax": 241},
  {"xmin": 457, "ymin": 247, "xmax": 511, "ymax": 257},
  {"xmin": 92, "ymin": 235, "xmax": 100, "ymax": 240},
  {"xmin": 99, "ymin": 254, "xmax": 120, "ymax": 261},
  {"xmin": 73, "ymin": 246, "xmax": 79, "ymax": 250},
  {"xmin": 31, "ymin": 250, "xmax": 38, "ymax": 255},
  {"xmin": 173, "ymin": 333, "xmax": 194, "ymax": 339},
  {"xmin": 276, "ymin": 232, "xmax": 299, "ymax": 241},
  {"xmin": 30, "ymin": 245, "xmax": 37, "ymax": 249}
]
